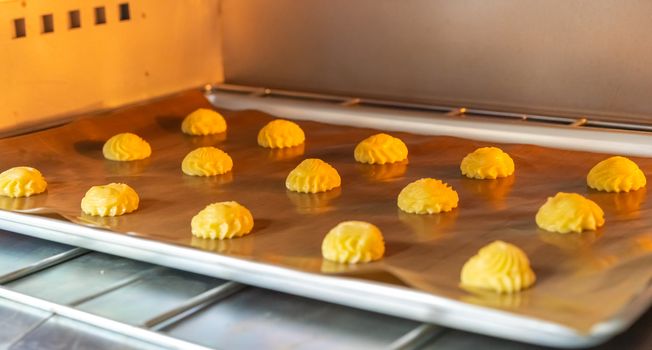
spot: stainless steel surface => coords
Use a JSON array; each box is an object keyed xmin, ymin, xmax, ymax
[
  {"xmin": 0, "ymin": 298, "xmax": 50, "ymax": 348},
  {"xmin": 214, "ymin": 84, "xmax": 652, "ymax": 133},
  {"xmin": 2, "ymin": 90, "xmax": 652, "ymax": 346},
  {"xmin": 0, "ymin": 247, "xmax": 88, "ymax": 284},
  {"xmin": 210, "ymin": 86, "xmax": 652, "ymax": 156},
  {"xmin": 0, "ymin": 229, "xmax": 652, "ymax": 349},
  {"xmin": 0, "ymin": 231, "xmax": 74, "ymax": 277},
  {"xmin": 7, "ymin": 253, "xmax": 156, "ymax": 305},
  {"xmin": 75, "ymin": 270, "xmax": 224, "ymax": 325},
  {"xmin": 161, "ymin": 288, "xmax": 420, "ymax": 350},
  {"xmin": 9, "ymin": 315, "xmax": 164, "ymax": 350},
  {"xmin": 143, "ymin": 281, "xmax": 245, "ymax": 329},
  {"xmin": 388, "ymin": 324, "xmax": 444, "ymax": 350},
  {"xmin": 221, "ymin": 0, "xmax": 652, "ymax": 122},
  {"xmin": 0, "ymin": 230, "xmax": 432, "ymax": 350}
]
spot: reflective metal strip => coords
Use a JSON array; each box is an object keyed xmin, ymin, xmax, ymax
[
  {"xmin": 0, "ymin": 286, "xmax": 216, "ymax": 350},
  {"xmin": 68, "ymin": 266, "xmax": 167, "ymax": 307},
  {"xmin": 388, "ymin": 323, "xmax": 444, "ymax": 350},
  {"xmin": 143, "ymin": 281, "xmax": 246, "ymax": 329},
  {"xmin": 7, "ymin": 315, "xmax": 54, "ymax": 348},
  {"xmin": 341, "ymin": 98, "xmax": 362, "ymax": 107},
  {"xmin": 0, "ymin": 247, "xmax": 88, "ymax": 284},
  {"xmin": 570, "ymin": 117, "xmax": 588, "ymax": 127},
  {"xmin": 211, "ymin": 83, "xmax": 652, "ymax": 132}
]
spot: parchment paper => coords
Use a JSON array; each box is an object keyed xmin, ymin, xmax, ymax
[{"xmin": 2, "ymin": 90, "xmax": 652, "ymax": 332}]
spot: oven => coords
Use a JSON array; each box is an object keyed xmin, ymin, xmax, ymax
[{"xmin": 2, "ymin": 1, "xmax": 652, "ymax": 349}]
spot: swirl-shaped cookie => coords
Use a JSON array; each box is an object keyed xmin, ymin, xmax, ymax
[
  {"xmin": 354, "ymin": 133, "xmax": 408, "ymax": 164},
  {"xmin": 0, "ymin": 167, "xmax": 47, "ymax": 198},
  {"xmin": 536, "ymin": 192, "xmax": 604, "ymax": 233},
  {"xmin": 397, "ymin": 178, "xmax": 459, "ymax": 214},
  {"xmin": 258, "ymin": 119, "xmax": 305, "ymax": 149},
  {"xmin": 182, "ymin": 147, "xmax": 233, "ymax": 176},
  {"xmin": 102, "ymin": 133, "xmax": 152, "ymax": 161},
  {"xmin": 286, "ymin": 159, "xmax": 341, "ymax": 193},
  {"xmin": 461, "ymin": 240, "xmax": 536, "ymax": 294},
  {"xmin": 587, "ymin": 156, "xmax": 646, "ymax": 193},
  {"xmin": 460, "ymin": 147, "xmax": 515, "ymax": 179},
  {"xmin": 321, "ymin": 221, "xmax": 385, "ymax": 263},
  {"xmin": 181, "ymin": 108, "xmax": 227, "ymax": 136},
  {"xmin": 191, "ymin": 201, "xmax": 254, "ymax": 240},
  {"xmin": 81, "ymin": 183, "xmax": 139, "ymax": 217}
]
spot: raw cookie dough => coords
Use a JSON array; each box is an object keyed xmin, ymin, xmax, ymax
[
  {"xmin": 258, "ymin": 119, "xmax": 305, "ymax": 149},
  {"xmin": 354, "ymin": 133, "xmax": 408, "ymax": 165},
  {"xmin": 461, "ymin": 240, "xmax": 536, "ymax": 294},
  {"xmin": 191, "ymin": 201, "xmax": 254, "ymax": 240},
  {"xmin": 102, "ymin": 133, "xmax": 151, "ymax": 161},
  {"xmin": 182, "ymin": 147, "xmax": 233, "ymax": 176},
  {"xmin": 0, "ymin": 167, "xmax": 47, "ymax": 198},
  {"xmin": 460, "ymin": 147, "xmax": 515, "ymax": 180},
  {"xmin": 181, "ymin": 108, "xmax": 227, "ymax": 136},
  {"xmin": 322, "ymin": 221, "xmax": 385, "ymax": 263},
  {"xmin": 286, "ymin": 159, "xmax": 341, "ymax": 193},
  {"xmin": 536, "ymin": 192, "xmax": 604, "ymax": 233},
  {"xmin": 587, "ymin": 156, "xmax": 646, "ymax": 193},
  {"xmin": 397, "ymin": 178, "xmax": 459, "ymax": 214},
  {"xmin": 81, "ymin": 183, "xmax": 139, "ymax": 216}
]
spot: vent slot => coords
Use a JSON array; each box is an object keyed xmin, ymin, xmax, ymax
[
  {"xmin": 13, "ymin": 18, "xmax": 26, "ymax": 38},
  {"xmin": 119, "ymin": 3, "xmax": 131, "ymax": 21},
  {"xmin": 95, "ymin": 7, "xmax": 107, "ymax": 25},
  {"xmin": 42, "ymin": 14, "xmax": 54, "ymax": 34},
  {"xmin": 69, "ymin": 10, "xmax": 81, "ymax": 29}
]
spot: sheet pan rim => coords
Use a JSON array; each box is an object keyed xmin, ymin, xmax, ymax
[{"xmin": 0, "ymin": 209, "xmax": 627, "ymax": 348}]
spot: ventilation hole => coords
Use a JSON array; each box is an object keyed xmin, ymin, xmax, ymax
[
  {"xmin": 42, "ymin": 14, "xmax": 54, "ymax": 34},
  {"xmin": 69, "ymin": 10, "xmax": 81, "ymax": 29},
  {"xmin": 13, "ymin": 18, "xmax": 26, "ymax": 38},
  {"xmin": 119, "ymin": 3, "xmax": 130, "ymax": 21},
  {"xmin": 94, "ymin": 6, "xmax": 107, "ymax": 25}
]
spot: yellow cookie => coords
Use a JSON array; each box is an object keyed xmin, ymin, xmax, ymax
[
  {"xmin": 191, "ymin": 201, "xmax": 254, "ymax": 240},
  {"xmin": 102, "ymin": 133, "xmax": 152, "ymax": 161},
  {"xmin": 460, "ymin": 147, "xmax": 515, "ymax": 179},
  {"xmin": 461, "ymin": 240, "xmax": 536, "ymax": 294},
  {"xmin": 81, "ymin": 183, "xmax": 139, "ymax": 217},
  {"xmin": 0, "ymin": 167, "xmax": 47, "ymax": 198},
  {"xmin": 258, "ymin": 119, "xmax": 305, "ymax": 149},
  {"xmin": 286, "ymin": 159, "xmax": 341, "ymax": 193},
  {"xmin": 182, "ymin": 147, "xmax": 233, "ymax": 176},
  {"xmin": 397, "ymin": 178, "xmax": 459, "ymax": 214},
  {"xmin": 322, "ymin": 221, "xmax": 385, "ymax": 263},
  {"xmin": 535, "ymin": 192, "xmax": 604, "ymax": 233},
  {"xmin": 587, "ymin": 156, "xmax": 646, "ymax": 193},
  {"xmin": 354, "ymin": 133, "xmax": 408, "ymax": 164},
  {"xmin": 181, "ymin": 108, "xmax": 227, "ymax": 136}
]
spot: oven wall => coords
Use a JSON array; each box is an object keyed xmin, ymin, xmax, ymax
[
  {"xmin": 221, "ymin": 0, "xmax": 652, "ymax": 121},
  {"xmin": 0, "ymin": 0, "xmax": 223, "ymax": 133}
]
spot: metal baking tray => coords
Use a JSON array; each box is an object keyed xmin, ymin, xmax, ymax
[{"xmin": 2, "ymin": 89, "xmax": 652, "ymax": 348}]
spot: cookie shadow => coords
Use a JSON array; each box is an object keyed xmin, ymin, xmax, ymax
[
  {"xmin": 73, "ymin": 140, "xmax": 105, "ymax": 159},
  {"xmin": 156, "ymin": 115, "xmax": 184, "ymax": 133}
]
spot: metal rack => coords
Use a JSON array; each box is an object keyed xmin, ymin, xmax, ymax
[
  {"xmin": 211, "ymin": 84, "xmax": 652, "ymax": 133},
  {"xmin": 0, "ymin": 230, "xmax": 438, "ymax": 349},
  {"xmin": 0, "ymin": 229, "xmax": 650, "ymax": 350}
]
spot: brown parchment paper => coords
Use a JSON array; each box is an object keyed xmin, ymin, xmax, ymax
[{"xmin": 2, "ymin": 90, "xmax": 652, "ymax": 333}]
